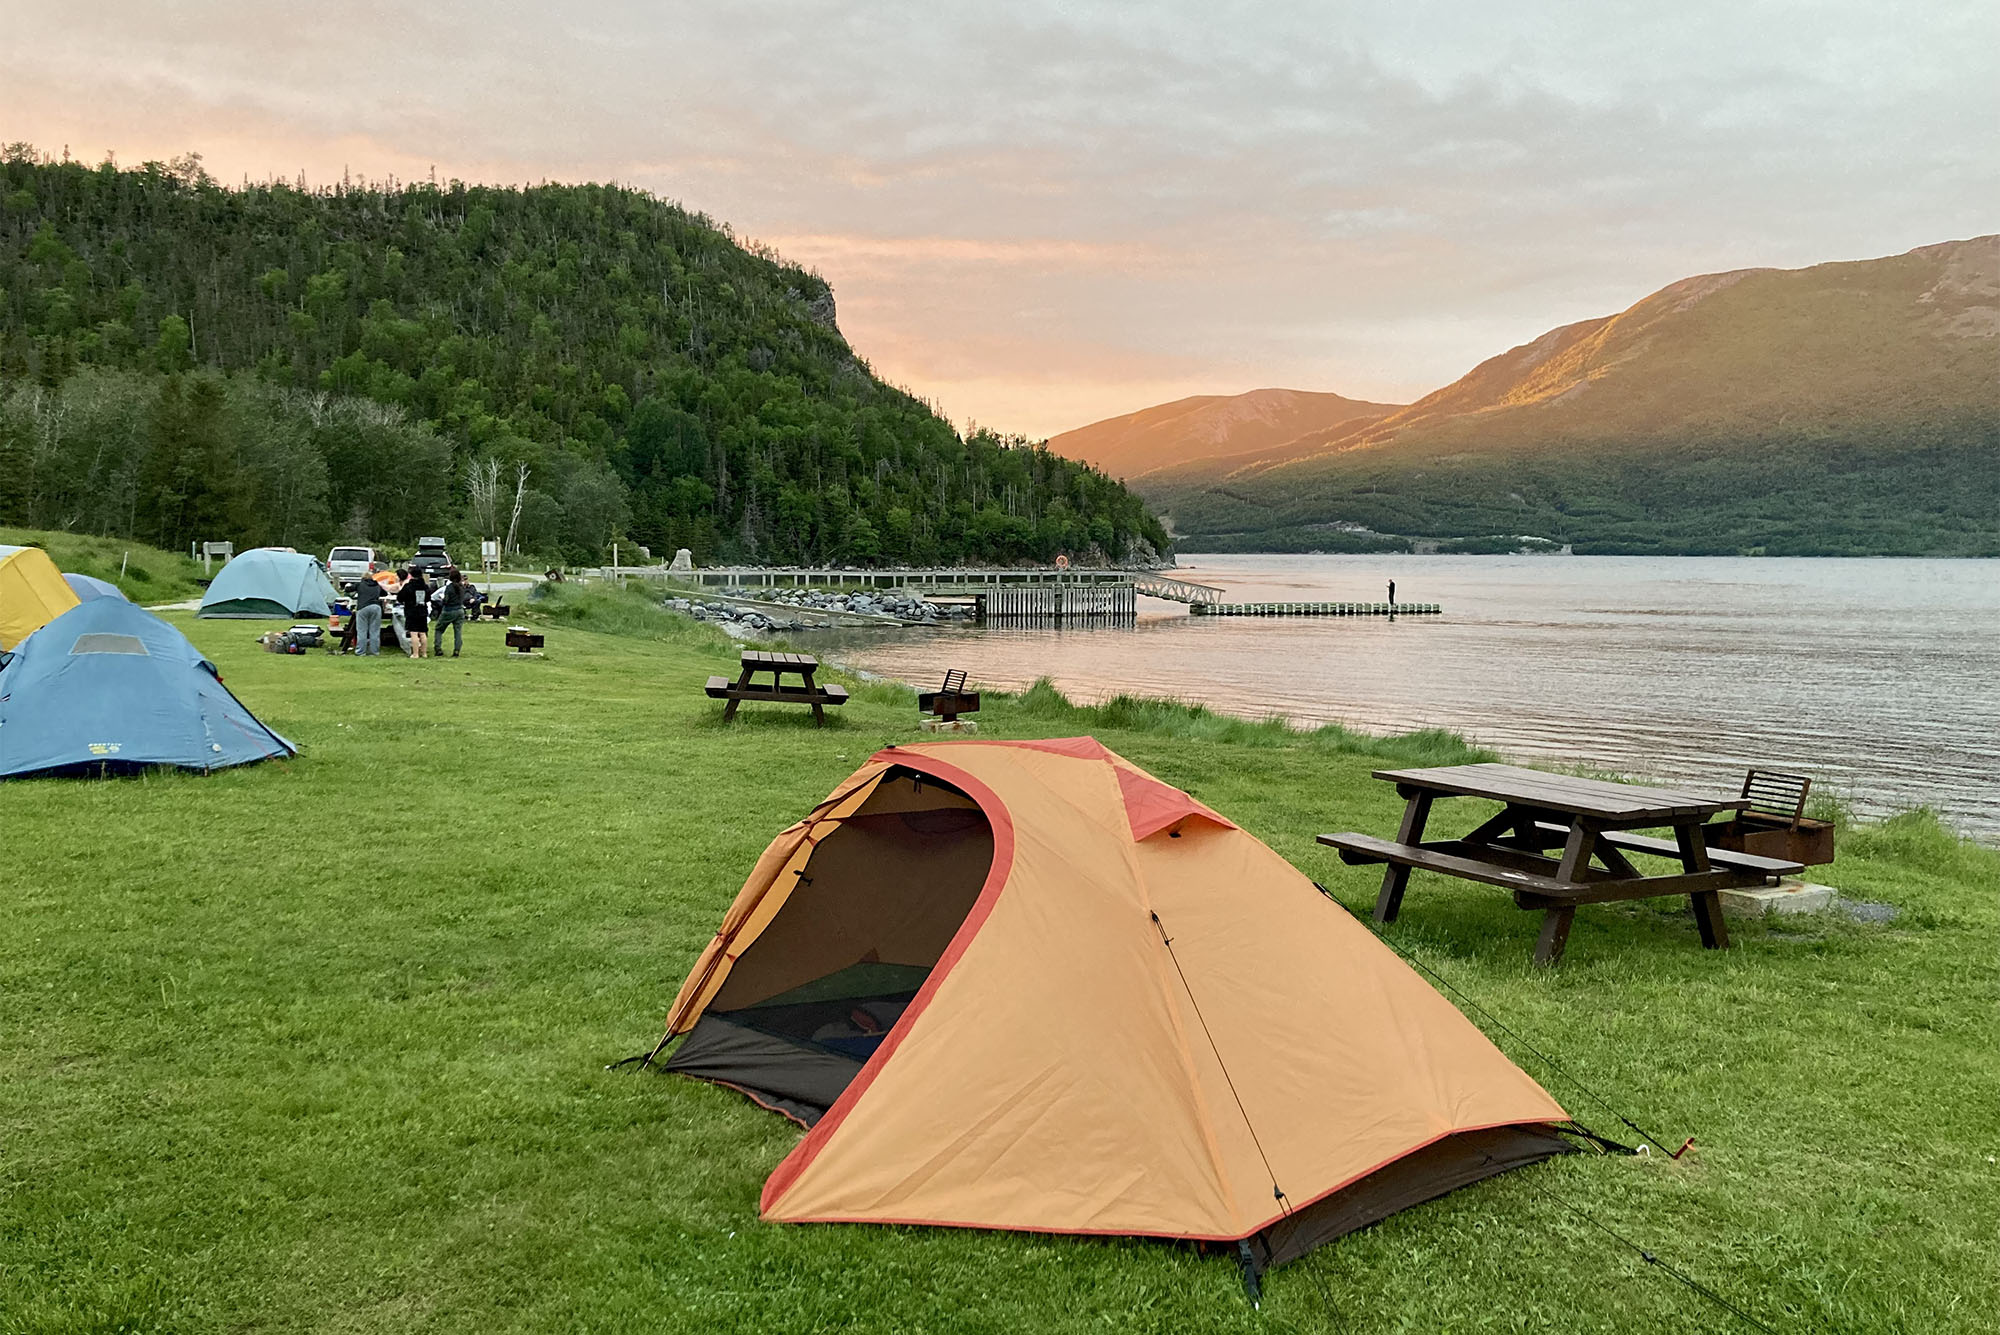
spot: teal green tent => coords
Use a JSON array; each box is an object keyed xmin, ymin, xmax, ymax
[{"xmin": 198, "ymin": 549, "xmax": 336, "ymax": 619}]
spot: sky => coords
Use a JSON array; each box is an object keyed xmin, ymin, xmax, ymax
[{"xmin": 7, "ymin": 2, "xmax": 1997, "ymax": 438}]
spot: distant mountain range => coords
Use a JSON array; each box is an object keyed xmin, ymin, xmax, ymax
[
  {"xmin": 1067, "ymin": 236, "xmax": 2000, "ymax": 556},
  {"xmin": 1047, "ymin": 388, "xmax": 1399, "ymax": 480}
]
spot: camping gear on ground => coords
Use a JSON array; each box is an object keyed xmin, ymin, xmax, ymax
[
  {"xmin": 0, "ymin": 598, "xmax": 295, "ymax": 778},
  {"xmin": 645, "ymin": 737, "xmax": 1574, "ymax": 1283},
  {"xmin": 198, "ymin": 548, "xmax": 337, "ymax": 619},
  {"xmin": 505, "ymin": 626, "xmax": 544, "ymax": 654},
  {"xmin": 62, "ymin": 573, "xmax": 129, "ymax": 602},
  {"xmin": 1704, "ymin": 769, "xmax": 1835, "ymax": 866},
  {"xmin": 0, "ymin": 545, "xmax": 81, "ymax": 650},
  {"xmin": 257, "ymin": 625, "xmax": 325, "ymax": 655}
]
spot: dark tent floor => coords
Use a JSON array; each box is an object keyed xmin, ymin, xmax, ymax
[{"xmin": 664, "ymin": 961, "xmax": 930, "ymax": 1125}]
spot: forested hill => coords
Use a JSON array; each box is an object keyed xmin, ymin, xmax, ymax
[{"xmin": 0, "ymin": 149, "xmax": 1168, "ymax": 566}]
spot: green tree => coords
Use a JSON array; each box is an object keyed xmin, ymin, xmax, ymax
[{"xmin": 153, "ymin": 315, "xmax": 193, "ymax": 374}]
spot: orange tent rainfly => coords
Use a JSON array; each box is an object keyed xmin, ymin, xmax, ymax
[{"xmin": 646, "ymin": 737, "xmax": 1576, "ymax": 1286}]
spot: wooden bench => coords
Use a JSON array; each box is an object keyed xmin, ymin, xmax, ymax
[
  {"xmin": 1320, "ymin": 833, "xmax": 1578, "ymax": 897},
  {"xmin": 1521, "ymin": 821, "xmax": 1801, "ymax": 879},
  {"xmin": 707, "ymin": 651, "xmax": 847, "ymax": 726},
  {"xmin": 705, "ymin": 676, "xmax": 849, "ymax": 706},
  {"xmin": 917, "ymin": 668, "xmax": 980, "ymax": 723}
]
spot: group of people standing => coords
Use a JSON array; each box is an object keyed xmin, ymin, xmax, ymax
[{"xmin": 346, "ymin": 566, "xmax": 479, "ymax": 658}]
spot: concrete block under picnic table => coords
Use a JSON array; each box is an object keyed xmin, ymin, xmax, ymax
[{"xmin": 1717, "ymin": 879, "xmax": 1836, "ymax": 917}]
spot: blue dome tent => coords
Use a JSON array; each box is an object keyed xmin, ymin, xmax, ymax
[
  {"xmin": 63, "ymin": 573, "xmax": 129, "ymax": 602},
  {"xmin": 0, "ymin": 599, "xmax": 296, "ymax": 779},
  {"xmin": 198, "ymin": 548, "xmax": 336, "ymax": 619}
]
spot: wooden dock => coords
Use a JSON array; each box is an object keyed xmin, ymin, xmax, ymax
[
  {"xmin": 1190, "ymin": 601, "xmax": 1439, "ymax": 617},
  {"xmin": 649, "ymin": 565, "xmax": 1436, "ymax": 623},
  {"xmin": 979, "ymin": 584, "xmax": 1136, "ymax": 627}
]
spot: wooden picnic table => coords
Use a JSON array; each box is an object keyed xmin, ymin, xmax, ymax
[
  {"xmin": 1318, "ymin": 763, "xmax": 1804, "ymax": 966},
  {"xmin": 705, "ymin": 649, "xmax": 848, "ymax": 726}
]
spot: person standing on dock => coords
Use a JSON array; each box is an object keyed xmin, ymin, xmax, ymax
[{"xmin": 1387, "ymin": 579, "xmax": 1396, "ymax": 607}]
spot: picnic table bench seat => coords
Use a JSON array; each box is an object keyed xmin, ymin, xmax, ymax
[
  {"xmin": 1324, "ymin": 831, "xmax": 1801, "ymax": 903},
  {"xmin": 1519, "ymin": 821, "xmax": 1802, "ymax": 877},
  {"xmin": 705, "ymin": 674, "xmax": 848, "ymax": 705},
  {"xmin": 1320, "ymin": 833, "xmax": 1578, "ymax": 897}
]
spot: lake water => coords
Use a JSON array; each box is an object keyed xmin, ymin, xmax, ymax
[{"xmin": 819, "ymin": 555, "xmax": 2000, "ymax": 840}]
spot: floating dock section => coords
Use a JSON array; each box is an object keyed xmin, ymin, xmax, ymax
[{"xmin": 1189, "ymin": 601, "xmax": 1439, "ymax": 617}]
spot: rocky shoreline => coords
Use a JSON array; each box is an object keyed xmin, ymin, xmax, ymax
[{"xmin": 665, "ymin": 586, "xmax": 978, "ymax": 633}]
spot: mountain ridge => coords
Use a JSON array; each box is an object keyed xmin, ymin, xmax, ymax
[
  {"xmin": 1048, "ymin": 386, "xmax": 1399, "ymax": 480},
  {"xmin": 1122, "ymin": 234, "xmax": 2000, "ymax": 555}
]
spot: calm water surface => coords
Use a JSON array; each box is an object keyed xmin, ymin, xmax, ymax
[{"xmin": 821, "ymin": 555, "xmax": 2000, "ymax": 839}]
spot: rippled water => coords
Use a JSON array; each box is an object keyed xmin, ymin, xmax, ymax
[{"xmin": 819, "ymin": 554, "xmax": 2000, "ymax": 839}]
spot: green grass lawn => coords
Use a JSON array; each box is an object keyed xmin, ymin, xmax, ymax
[
  {"xmin": 0, "ymin": 527, "xmax": 209, "ymax": 605},
  {"xmin": 4, "ymin": 589, "xmax": 1996, "ymax": 1333}
]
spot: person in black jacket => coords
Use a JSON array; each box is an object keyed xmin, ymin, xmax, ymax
[
  {"xmin": 432, "ymin": 568, "xmax": 469, "ymax": 659},
  {"xmin": 398, "ymin": 568, "xmax": 432, "ymax": 658}
]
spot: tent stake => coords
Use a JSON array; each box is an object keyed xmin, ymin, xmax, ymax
[{"xmin": 1236, "ymin": 1240, "xmax": 1262, "ymax": 1306}]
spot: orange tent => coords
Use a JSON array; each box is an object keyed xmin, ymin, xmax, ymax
[{"xmin": 650, "ymin": 737, "xmax": 1573, "ymax": 1278}]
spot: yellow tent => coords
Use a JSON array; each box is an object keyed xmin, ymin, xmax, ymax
[
  {"xmin": 648, "ymin": 737, "xmax": 1573, "ymax": 1279},
  {"xmin": 0, "ymin": 545, "xmax": 81, "ymax": 650}
]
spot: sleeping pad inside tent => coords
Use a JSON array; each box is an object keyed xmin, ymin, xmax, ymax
[{"xmin": 649, "ymin": 738, "xmax": 1580, "ymax": 1279}]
